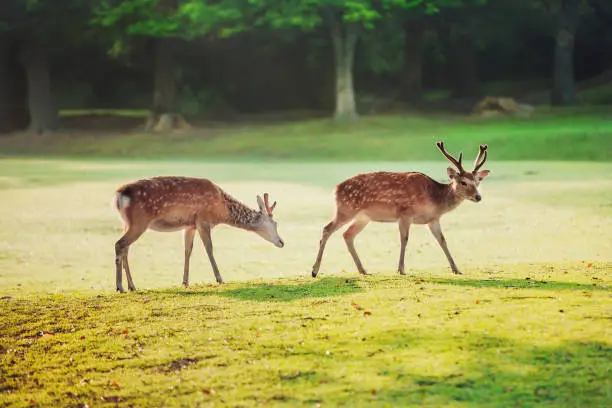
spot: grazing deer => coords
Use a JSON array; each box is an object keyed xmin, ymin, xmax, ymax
[
  {"xmin": 311, "ymin": 142, "xmax": 490, "ymax": 277},
  {"xmin": 113, "ymin": 176, "xmax": 284, "ymax": 293}
]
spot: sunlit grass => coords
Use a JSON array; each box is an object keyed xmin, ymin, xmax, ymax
[
  {"xmin": 1, "ymin": 267, "xmax": 610, "ymax": 407},
  {"xmin": 1, "ymin": 110, "xmax": 611, "ymax": 161},
  {"xmin": 0, "ymin": 159, "xmax": 610, "ymax": 407}
]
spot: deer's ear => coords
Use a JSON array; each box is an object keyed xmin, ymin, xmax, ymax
[
  {"xmin": 476, "ymin": 170, "xmax": 490, "ymax": 181},
  {"xmin": 447, "ymin": 167, "xmax": 459, "ymax": 179},
  {"xmin": 256, "ymin": 195, "xmax": 266, "ymax": 212}
]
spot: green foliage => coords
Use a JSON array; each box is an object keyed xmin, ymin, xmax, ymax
[
  {"xmin": 94, "ymin": 0, "xmax": 246, "ymax": 38},
  {"xmin": 247, "ymin": 0, "xmax": 430, "ymax": 31},
  {"xmin": 357, "ymin": 19, "xmax": 405, "ymax": 74}
]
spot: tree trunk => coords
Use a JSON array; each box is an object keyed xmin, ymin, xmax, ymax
[
  {"xmin": 0, "ymin": 40, "xmax": 13, "ymax": 134},
  {"xmin": 22, "ymin": 43, "xmax": 59, "ymax": 134},
  {"xmin": 153, "ymin": 37, "xmax": 175, "ymax": 115},
  {"xmin": 447, "ymin": 23, "xmax": 479, "ymax": 98},
  {"xmin": 145, "ymin": 37, "xmax": 190, "ymax": 132},
  {"xmin": 401, "ymin": 20, "xmax": 424, "ymax": 104},
  {"xmin": 551, "ymin": 0, "xmax": 581, "ymax": 106},
  {"xmin": 3, "ymin": 40, "xmax": 29, "ymax": 133},
  {"xmin": 330, "ymin": 18, "xmax": 360, "ymax": 121}
]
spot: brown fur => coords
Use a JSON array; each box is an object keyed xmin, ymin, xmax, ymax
[
  {"xmin": 335, "ymin": 172, "xmax": 461, "ymax": 224},
  {"xmin": 113, "ymin": 176, "xmax": 283, "ymax": 293},
  {"xmin": 311, "ymin": 143, "xmax": 490, "ymax": 278}
]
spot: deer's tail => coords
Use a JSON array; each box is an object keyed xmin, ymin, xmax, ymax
[{"xmin": 112, "ymin": 187, "xmax": 132, "ymax": 225}]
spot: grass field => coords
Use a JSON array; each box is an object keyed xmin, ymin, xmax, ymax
[
  {"xmin": 1, "ymin": 108, "xmax": 611, "ymax": 161},
  {"xmin": 1, "ymin": 113, "xmax": 611, "ymax": 406}
]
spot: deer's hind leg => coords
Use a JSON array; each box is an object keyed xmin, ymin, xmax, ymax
[
  {"xmin": 115, "ymin": 224, "xmax": 147, "ymax": 293},
  {"xmin": 183, "ymin": 228, "xmax": 196, "ymax": 287},
  {"xmin": 397, "ymin": 218, "xmax": 411, "ymax": 275},
  {"xmin": 311, "ymin": 209, "xmax": 355, "ymax": 277},
  {"xmin": 343, "ymin": 217, "xmax": 370, "ymax": 275}
]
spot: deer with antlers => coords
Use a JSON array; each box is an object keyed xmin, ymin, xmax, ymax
[
  {"xmin": 311, "ymin": 142, "xmax": 490, "ymax": 277},
  {"xmin": 113, "ymin": 176, "xmax": 284, "ymax": 293}
]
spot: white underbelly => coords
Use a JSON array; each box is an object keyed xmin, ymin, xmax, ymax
[
  {"xmin": 149, "ymin": 218, "xmax": 194, "ymax": 232},
  {"xmin": 358, "ymin": 210, "xmax": 398, "ymax": 223}
]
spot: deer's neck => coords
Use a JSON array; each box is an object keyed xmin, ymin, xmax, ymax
[
  {"xmin": 436, "ymin": 183, "xmax": 464, "ymax": 214},
  {"xmin": 222, "ymin": 193, "xmax": 262, "ymax": 230}
]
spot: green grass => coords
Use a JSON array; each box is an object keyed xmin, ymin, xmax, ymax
[
  {"xmin": 1, "ymin": 269, "xmax": 610, "ymax": 407},
  {"xmin": 0, "ymin": 157, "xmax": 611, "ymax": 407},
  {"xmin": 1, "ymin": 110, "xmax": 611, "ymax": 161}
]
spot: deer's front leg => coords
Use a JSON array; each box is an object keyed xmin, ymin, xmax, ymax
[
  {"xmin": 397, "ymin": 219, "xmax": 411, "ymax": 275},
  {"xmin": 197, "ymin": 223, "xmax": 224, "ymax": 284},
  {"xmin": 427, "ymin": 219, "xmax": 461, "ymax": 275},
  {"xmin": 183, "ymin": 228, "xmax": 196, "ymax": 287}
]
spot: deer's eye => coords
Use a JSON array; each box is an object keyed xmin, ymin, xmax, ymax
[{"xmin": 460, "ymin": 181, "xmax": 467, "ymax": 186}]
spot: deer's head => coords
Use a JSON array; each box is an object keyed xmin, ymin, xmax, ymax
[
  {"xmin": 254, "ymin": 193, "xmax": 284, "ymax": 248},
  {"xmin": 437, "ymin": 142, "xmax": 490, "ymax": 202}
]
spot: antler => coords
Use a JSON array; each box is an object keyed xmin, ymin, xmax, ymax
[
  {"xmin": 263, "ymin": 193, "xmax": 277, "ymax": 216},
  {"xmin": 436, "ymin": 141, "xmax": 465, "ymax": 174},
  {"xmin": 472, "ymin": 144, "xmax": 488, "ymax": 173}
]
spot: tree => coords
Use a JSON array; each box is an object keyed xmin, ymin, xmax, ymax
[
  {"xmin": 0, "ymin": 35, "xmax": 28, "ymax": 134},
  {"xmin": 95, "ymin": 0, "xmax": 243, "ymax": 130},
  {"xmin": 1, "ymin": 0, "xmax": 62, "ymax": 134},
  {"xmin": 244, "ymin": 1, "xmax": 440, "ymax": 120},
  {"xmin": 529, "ymin": 0, "xmax": 586, "ymax": 105},
  {"xmin": 550, "ymin": 0, "xmax": 581, "ymax": 105},
  {"xmin": 401, "ymin": 15, "xmax": 428, "ymax": 103},
  {"xmin": 0, "ymin": 0, "xmax": 100, "ymax": 134}
]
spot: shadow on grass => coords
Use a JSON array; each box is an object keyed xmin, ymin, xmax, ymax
[
  {"xmin": 282, "ymin": 330, "xmax": 611, "ymax": 406},
  {"xmin": 427, "ymin": 278, "xmax": 609, "ymax": 291},
  {"xmin": 160, "ymin": 277, "xmax": 362, "ymax": 302},
  {"xmin": 375, "ymin": 336, "xmax": 612, "ymax": 406}
]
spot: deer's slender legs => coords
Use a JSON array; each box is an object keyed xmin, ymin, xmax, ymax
[
  {"xmin": 343, "ymin": 218, "xmax": 370, "ymax": 275},
  {"xmin": 183, "ymin": 228, "xmax": 196, "ymax": 287},
  {"xmin": 311, "ymin": 211, "xmax": 354, "ymax": 277},
  {"xmin": 428, "ymin": 219, "xmax": 461, "ymax": 275},
  {"xmin": 122, "ymin": 249, "xmax": 136, "ymax": 291},
  {"xmin": 115, "ymin": 225, "xmax": 147, "ymax": 293},
  {"xmin": 197, "ymin": 223, "xmax": 224, "ymax": 284},
  {"xmin": 397, "ymin": 218, "xmax": 411, "ymax": 275},
  {"xmin": 119, "ymin": 225, "xmax": 137, "ymax": 291}
]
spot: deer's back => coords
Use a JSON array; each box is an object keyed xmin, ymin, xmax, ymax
[
  {"xmin": 116, "ymin": 177, "xmax": 228, "ymax": 226},
  {"xmin": 335, "ymin": 172, "xmax": 445, "ymax": 221}
]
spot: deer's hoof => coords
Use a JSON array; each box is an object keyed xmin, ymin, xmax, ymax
[
  {"xmin": 453, "ymin": 270, "xmax": 463, "ymax": 275},
  {"xmin": 117, "ymin": 287, "xmax": 126, "ymax": 294},
  {"xmin": 398, "ymin": 270, "xmax": 407, "ymax": 276}
]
